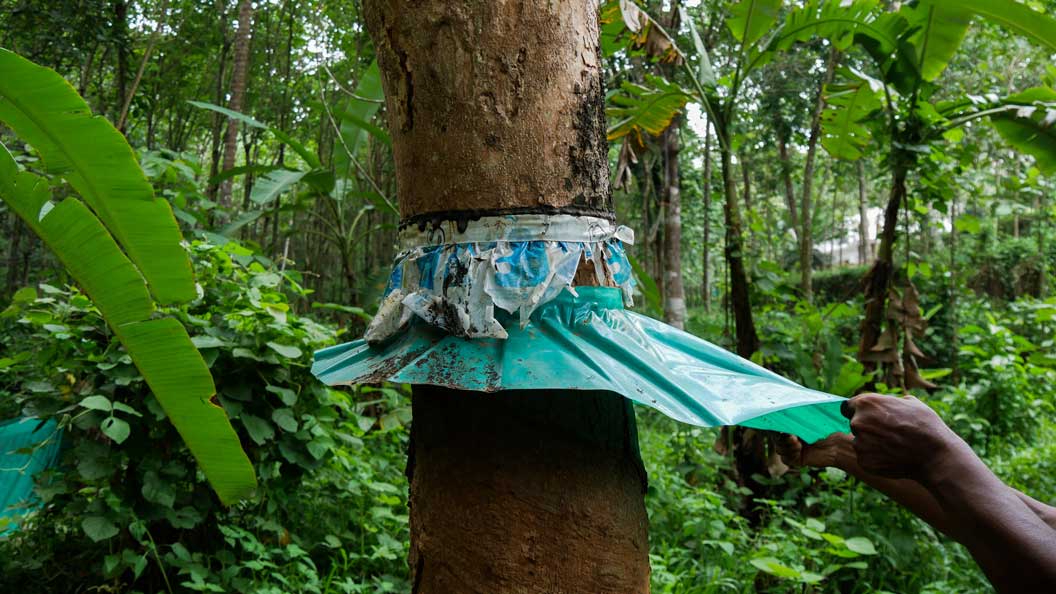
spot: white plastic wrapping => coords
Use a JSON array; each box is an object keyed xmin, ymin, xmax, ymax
[{"xmin": 364, "ymin": 214, "xmax": 636, "ymax": 344}]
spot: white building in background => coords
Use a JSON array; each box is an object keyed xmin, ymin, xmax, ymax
[{"xmin": 816, "ymin": 207, "xmax": 884, "ymax": 267}]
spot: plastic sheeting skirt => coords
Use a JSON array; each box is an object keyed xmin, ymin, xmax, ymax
[
  {"xmin": 312, "ymin": 215, "xmax": 849, "ymax": 444},
  {"xmin": 1, "ymin": 417, "xmax": 61, "ymax": 534}
]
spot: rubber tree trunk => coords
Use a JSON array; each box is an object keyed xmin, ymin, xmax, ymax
[
  {"xmin": 662, "ymin": 117, "xmax": 687, "ymax": 329},
  {"xmin": 219, "ymin": 0, "xmax": 254, "ymax": 209},
  {"xmin": 363, "ymin": 2, "xmax": 651, "ymax": 591}
]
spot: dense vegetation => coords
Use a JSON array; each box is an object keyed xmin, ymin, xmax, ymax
[{"xmin": 1, "ymin": 0, "xmax": 1055, "ymax": 592}]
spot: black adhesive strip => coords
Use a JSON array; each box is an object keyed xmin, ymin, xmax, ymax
[{"xmin": 400, "ymin": 206, "xmax": 616, "ymax": 233}]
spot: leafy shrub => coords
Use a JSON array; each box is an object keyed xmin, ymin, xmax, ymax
[
  {"xmin": 931, "ymin": 300, "xmax": 1056, "ymax": 451},
  {"xmin": 0, "ymin": 241, "xmax": 409, "ymax": 593}
]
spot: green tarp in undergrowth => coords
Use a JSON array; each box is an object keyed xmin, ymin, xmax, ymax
[
  {"xmin": 314, "ymin": 287, "xmax": 849, "ymax": 443},
  {"xmin": 0, "ymin": 417, "xmax": 61, "ymax": 534}
]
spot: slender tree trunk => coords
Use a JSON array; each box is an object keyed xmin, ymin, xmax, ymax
[
  {"xmin": 702, "ymin": 126, "xmax": 712, "ymax": 312},
  {"xmin": 799, "ymin": 49, "xmax": 839, "ymax": 301},
  {"xmin": 859, "ymin": 162, "xmax": 907, "ymax": 371},
  {"xmin": 743, "ymin": 152, "xmax": 751, "ymax": 256},
  {"xmin": 857, "ymin": 160, "xmax": 869, "ymax": 264},
  {"xmin": 364, "ymin": 2, "xmax": 650, "ymax": 591},
  {"xmin": 207, "ymin": 2, "xmax": 232, "ymax": 201},
  {"xmin": 219, "ymin": 0, "xmax": 255, "ymax": 209},
  {"xmin": 949, "ymin": 196, "xmax": 960, "ymax": 383},
  {"xmin": 777, "ymin": 133, "xmax": 798, "ymax": 234},
  {"xmin": 776, "ymin": 133, "xmax": 800, "ymax": 237},
  {"xmin": 118, "ymin": 0, "xmax": 170, "ymax": 133},
  {"xmin": 5, "ymin": 217, "xmax": 24, "ymax": 296},
  {"xmin": 662, "ymin": 117, "xmax": 687, "ymax": 328},
  {"xmin": 717, "ymin": 122, "xmax": 760, "ymax": 358},
  {"xmin": 112, "ymin": 1, "xmax": 129, "ymax": 122}
]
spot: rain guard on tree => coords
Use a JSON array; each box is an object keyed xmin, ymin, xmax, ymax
[{"xmin": 312, "ymin": 214, "xmax": 848, "ymax": 444}]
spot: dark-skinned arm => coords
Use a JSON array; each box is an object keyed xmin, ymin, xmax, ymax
[
  {"xmin": 779, "ymin": 432, "xmax": 974, "ymax": 543},
  {"xmin": 843, "ymin": 394, "xmax": 1056, "ymax": 593}
]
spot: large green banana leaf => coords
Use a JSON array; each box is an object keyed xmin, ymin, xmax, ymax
[
  {"xmin": 0, "ymin": 50, "xmax": 256, "ymax": 505},
  {"xmin": 906, "ymin": 0, "xmax": 972, "ymax": 82},
  {"xmin": 942, "ymin": 0, "xmax": 1056, "ymax": 53},
  {"xmin": 991, "ymin": 88, "xmax": 1056, "ymax": 175},
  {"xmin": 606, "ymin": 75, "xmax": 691, "ymax": 142},
  {"xmin": 0, "ymin": 49, "xmax": 193, "ymax": 305},
  {"xmin": 727, "ymin": 0, "xmax": 783, "ymax": 48},
  {"xmin": 820, "ymin": 71, "xmax": 884, "ymax": 161}
]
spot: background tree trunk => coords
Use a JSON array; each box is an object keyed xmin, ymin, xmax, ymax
[
  {"xmin": 776, "ymin": 133, "xmax": 800, "ymax": 238},
  {"xmin": 662, "ymin": 117, "xmax": 687, "ymax": 329},
  {"xmin": 363, "ymin": 1, "xmax": 651, "ymax": 591},
  {"xmin": 859, "ymin": 163, "xmax": 906, "ymax": 371},
  {"xmin": 702, "ymin": 125, "xmax": 712, "ymax": 312},
  {"xmin": 857, "ymin": 160, "xmax": 869, "ymax": 264},
  {"xmin": 799, "ymin": 49, "xmax": 839, "ymax": 301},
  {"xmin": 219, "ymin": 0, "xmax": 254, "ymax": 209},
  {"xmin": 716, "ymin": 122, "xmax": 760, "ymax": 358},
  {"xmin": 112, "ymin": 1, "xmax": 129, "ymax": 122}
]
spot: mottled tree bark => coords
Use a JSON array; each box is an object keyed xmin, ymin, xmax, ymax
[
  {"xmin": 662, "ymin": 118, "xmax": 687, "ymax": 329},
  {"xmin": 5, "ymin": 216, "xmax": 24, "ymax": 296},
  {"xmin": 363, "ymin": 1, "xmax": 650, "ymax": 592},
  {"xmin": 367, "ymin": 0, "xmax": 611, "ymax": 219}
]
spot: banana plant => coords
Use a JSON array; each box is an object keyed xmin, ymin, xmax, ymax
[
  {"xmin": 805, "ymin": 0, "xmax": 1056, "ymax": 388},
  {"xmin": 604, "ymin": 0, "xmax": 892, "ymax": 356},
  {"xmin": 0, "ymin": 49, "xmax": 256, "ymax": 504}
]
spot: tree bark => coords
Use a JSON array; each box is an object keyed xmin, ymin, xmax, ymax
[
  {"xmin": 117, "ymin": 0, "xmax": 170, "ymax": 133},
  {"xmin": 857, "ymin": 160, "xmax": 869, "ymax": 264},
  {"xmin": 716, "ymin": 122, "xmax": 760, "ymax": 358},
  {"xmin": 112, "ymin": 1, "xmax": 129, "ymax": 122},
  {"xmin": 364, "ymin": 1, "xmax": 650, "ymax": 591},
  {"xmin": 5, "ymin": 216, "xmax": 24, "ymax": 296},
  {"xmin": 702, "ymin": 125, "xmax": 712, "ymax": 312},
  {"xmin": 858, "ymin": 162, "xmax": 906, "ymax": 371},
  {"xmin": 662, "ymin": 118, "xmax": 687, "ymax": 329},
  {"xmin": 799, "ymin": 48, "xmax": 839, "ymax": 301},
  {"xmin": 775, "ymin": 133, "xmax": 800, "ymax": 237},
  {"xmin": 207, "ymin": 1, "xmax": 232, "ymax": 200},
  {"xmin": 219, "ymin": 0, "xmax": 255, "ymax": 209}
]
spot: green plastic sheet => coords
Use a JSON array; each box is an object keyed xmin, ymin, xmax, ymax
[
  {"xmin": 314, "ymin": 287, "xmax": 849, "ymax": 443},
  {"xmin": 1, "ymin": 417, "xmax": 61, "ymax": 533}
]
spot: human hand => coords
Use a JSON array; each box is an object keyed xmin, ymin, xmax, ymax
[
  {"xmin": 776, "ymin": 432, "xmax": 851, "ymax": 469},
  {"xmin": 843, "ymin": 393, "xmax": 960, "ymax": 481}
]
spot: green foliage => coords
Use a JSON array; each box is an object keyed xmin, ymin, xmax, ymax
[
  {"xmin": 906, "ymin": 1, "xmax": 972, "ymax": 82},
  {"xmin": 607, "ymin": 75, "xmax": 692, "ymax": 143},
  {"xmin": 0, "ymin": 49, "xmax": 192, "ymax": 304},
  {"xmin": 0, "ymin": 243, "xmax": 409, "ymax": 593},
  {"xmin": 820, "ymin": 70, "xmax": 884, "ymax": 161},
  {"xmin": 933, "ymin": 299, "xmax": 1056, "ymax": 450},
  {"xmin": 0, "ymin": 50, "xmax": 254, "ymax": 502},
  {"xmin": 990, "ymin": 87, "xmax": 1056, "ymax": 175},
  {"xmin": 726, "ymin": 0, "xmax": 782, "ymax": 47}
]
